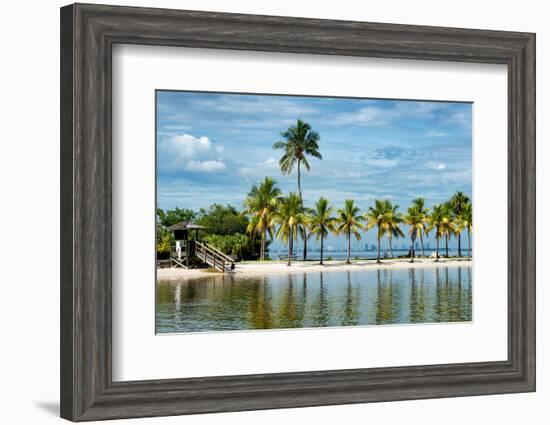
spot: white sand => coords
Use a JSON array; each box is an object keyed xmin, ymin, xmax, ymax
[{"xmin": 157, "ymin": 257, "xmax": 472, "ymax": 280}]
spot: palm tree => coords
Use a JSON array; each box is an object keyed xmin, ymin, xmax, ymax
[
  {"xmin": 427, "ymin": 204, "xmax": 446, "ymax": 262},
  {"xmin": 273, "ymin": 119, "xmax": 322, "ymax": 261},
  {"xmin": 298, "ymin": 210, "xmax": 314, "ymax": 260},
  {"xmin": 455, "ymin": 202, "xmax": 473, "ymax": 260},
  {"xmin": 411, "ymin": 198, "xmax": 429, "ymax": 256},
  {"xmin": 336, "ymin": 199, "xmax": 364, "ymax": 264},
  {"xmin": 271, "ymin": 193, "xmax": 304, "ymax": 266},
  {"xmin": 307, "ymin": 197, "xmax": 336, "ymax": 265},
  {"xmin": 365, "ymin": 199, "xmax": 391, "ymax": 263},
  {"xmin": 385, "ymin": 202, "xmax": 404, "ymax": 258},
  {"xmin": 243, "ymin": 177, "xmax": 282, "ymax": 261},
  {"xmin": 441, "ymin": 202, "xmax": 455, "ymax": 258},
  {"xmin": 449, "ymin": 191, "xmax": 471, "ymax": 257},
  {"xmin": 404, "ymin": 207, "xmax": 424, "ymax": 263}
]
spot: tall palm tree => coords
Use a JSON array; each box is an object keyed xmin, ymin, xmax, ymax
[
  {"xmin": 273, "ymin": 119, "xmax": 322, "ymax": 261},
  {"xmin": 365, "ymin": 199, "xmax": 391, "ymax": 263},
  {"xmin": 243, "ymin": 177, "xmax": 282, "ymax": 260},
  {"xmin": 307, "ymin": 197, "xmax": 336, "ymax": 265},
  {"xmin": 455, "ymin": 202, "xmax": 473, "ymax": 260},
  {"xmin": 427, "ymin": 204, "xmax": 446, "ymax": 262},
  {"xmin": 271, "ymin": 193, "xmax": 304, "ymax": 266},
  {"xmin": 336, "ymin": 199, "xmax": 364, "ymax": 264},
  {"xmin": 441, "ymin": 202, "xmax": 455, "ymax": 258},
  {"xmin": 385, "ymin": 202, "xmax": 404, "ymax": 258},
  {"xmin": 411, "ymin": 197, "xmax": 429, "ymax": 256},
  {"xmin": 404, "ymin": 206, "xmax": 424, "ymax": 263},
  {"xmin": 298, "ymin": 209, "xmax": 314, "ymax": 260},
  {"xmin": 449, "ymin": 191, "xmax": 471, "ymax": 257}
]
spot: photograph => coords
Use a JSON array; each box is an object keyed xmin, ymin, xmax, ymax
[
  {"xmin": 155, "ymin": 90, "xmax": 473, "ymax": 333},
  {"xmin": 44, "ymin": 2, "xmax": 539, "ymax": 422}
]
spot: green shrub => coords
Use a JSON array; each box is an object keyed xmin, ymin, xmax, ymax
[
  {"xmin": 156, "ymin": 225, "xmax": 173, "ymax": 254},
  {"xmin": 203, "ymin": 233, "xmax": 254, "ymax": 260}
]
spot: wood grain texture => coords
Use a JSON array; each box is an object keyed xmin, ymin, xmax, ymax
[
  {"xmin": 60, "ymin": 4, "xmax": 74, "ymax": 420},
  {"xmin": 60, "ymin": 3, "xmax": 536, "ymax": 421}
]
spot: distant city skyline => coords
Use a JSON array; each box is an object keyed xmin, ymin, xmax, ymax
[{"xmin": 156, "ymin": 90, "xmax": 472, "ymax": 250}]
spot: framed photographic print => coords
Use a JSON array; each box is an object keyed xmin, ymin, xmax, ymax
[{"xmin": 60, "ymin": 3, "xmax": 536, "ymax": 421}]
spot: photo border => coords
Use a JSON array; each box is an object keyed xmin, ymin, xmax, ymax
[
  {"xmin": 153, "ymin": 88, "xmax": 475, "ymax": 335},
  {"xmin": 60, "ymin": 3, "xmax": 535, "ymax": 421}
]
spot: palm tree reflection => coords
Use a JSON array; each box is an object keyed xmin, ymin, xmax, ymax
[
  {"xmin": 156, "ymin": 265, "xmax": 472, "ymax": 333},
  {"xmin": 409, "ymin": 268, "xmax": 426, "ymax": 323},
  {"xmin": 313, "ymin": 271, "xmax": 329, "ymax": 327},
  {"xmin": 376, "ymin": 269, "xmax": 395, "ymax": 324},
  {"xmin": 342, "ymin": 271, "xmax": 359, "ymax": 326}
]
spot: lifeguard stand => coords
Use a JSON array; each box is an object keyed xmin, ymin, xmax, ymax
[
  {"xmin": 166, "ymin": 221, "xmax": 236, "ymax": 273},
  {"xmin": 167, "ymin": 222, "xmax": 204, "ymax": 268}
]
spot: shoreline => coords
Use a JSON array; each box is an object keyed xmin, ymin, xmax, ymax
[{"xmin": 157, "ymin": 257, "xmax": 472, "ymax": 280}]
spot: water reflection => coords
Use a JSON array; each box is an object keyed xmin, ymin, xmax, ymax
[{"xmin": 156, "ymin": 266, "xmax": 472, "ymax": 333}]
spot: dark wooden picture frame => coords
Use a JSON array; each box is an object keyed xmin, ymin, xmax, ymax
[{"xmin": 60, "ymin": 3, "xmax": 536, "ymax": 421}]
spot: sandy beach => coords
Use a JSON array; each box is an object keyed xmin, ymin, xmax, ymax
[{"xmin": 157, "ymin": 257, "xmax": 472, "ymax": 280}]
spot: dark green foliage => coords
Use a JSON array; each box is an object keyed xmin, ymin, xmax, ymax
[
  {"xmin": 156, "ymin": 204, "xmax": 262, "ymax": 260},
  {"xmin": 196, "ymin": 204, "xmax": 249, "ymax": 235},
  {"xmin": 156, "ymin": 207, "xmax": 196, "ymax": 227},
  {"xmin": 203, "ymin": 233, "xmax": 254, "ymax": 260}
]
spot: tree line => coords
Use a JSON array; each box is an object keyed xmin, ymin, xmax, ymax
[
  {"xmin": 157, "ymin": 119, "xmax": 472, "ymax": 264},
  {"xmin": 244, "ymin": 177, "xmax": 472, "ymax": 265}
]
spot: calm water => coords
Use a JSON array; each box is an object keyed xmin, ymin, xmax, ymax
[{"xmin": 156, "ymin": 266, "xmax": 472, "ymax": 333}]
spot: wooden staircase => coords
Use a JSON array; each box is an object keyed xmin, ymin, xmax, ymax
[{"xmin": 194, "ymin": 241, "xmax": 235, "ymax": 273}]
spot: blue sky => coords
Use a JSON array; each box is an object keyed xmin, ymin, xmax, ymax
[{"xmin": 157, "ymin": 91, "xmax": 472, "ymax": 250}]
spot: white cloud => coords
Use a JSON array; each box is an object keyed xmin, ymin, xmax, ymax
[
  {"xmin": 330, "ymin": 101, "xmax": 449, "ymax": 128},
  {"xmin": 331, "ymin": 107, "xmax": 396, "ymax": 127},
  {"xmin": 193, "ymin": 97, "xmax": 319, "ymax": 117},
  {"xmin": 394, "ymin": 101, "xmax": 443, "ymax": 117},
  {"xmin": 262, "ymin": 158, "xmax": 278, "ymax": 167},
  {"xmin": 158, "ymin": 133, "xmax": 227, "ymax": 173},
  {"xmin": 165, "ymin": 134, "xmax": 214, "ymax": 158},
  {"xmin": 435, "ymin": 163, "xmax": 446, "ymax": 170},
  {"xmin": 238, "ymin": 157, "xmax": 280, "ymax": 177},
  {"xmin": 185, "ymin": 160, "xmax": 226, "ymax": 173}
]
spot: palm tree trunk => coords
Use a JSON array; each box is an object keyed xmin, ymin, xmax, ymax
[
  {"xmin": 410, "ymin": 235, "xmax": 415, "ymax": 263},
  {"xmin": 420, "ymin": 232, "xmax": 425, "ymax": 257},
  {"xmin": 302, "ymin": 228, "xmax": 308, "ymax": 261},
  {"xmin": 458, "ymin": 233, "xmax": 462, "ymax": 257},
  {"xmin": 297, "ymin": 159, "xmax": 302, "ymax": 207},
  {"xmin": 389, "ymin": 236, "xmax": 394, "ymax": 258},
  {"xmin": 435, "ymin": 236, "xmax": 439, "ymax": 262},
  {"xmin": 468, "ymin": 229, "xmax": 471, "ymax": 260},
  {"xmin": 261, "ymin": 228, "xmax": 265, "ymax": 261},
  {"xmin": 377, "ymin": 231, "xmax": 381, "ymax": 263},
  {"xmin": 320, "ymin": 233, "xmax": 324, "ymax": 265},
  {"xmin": 296, "ymin": 159, "xmax": 307, "ymax": 261},
  {"xmin": 288, "ymin": 229, "xmax": 293, "ymax": 266},
  {"xmin": 346, "ymin": 233, "xmax": 351, "ymax": 264},
  {"xmin": 445, "ymin": 234, "xmax": 449, "ymax": 257}
]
